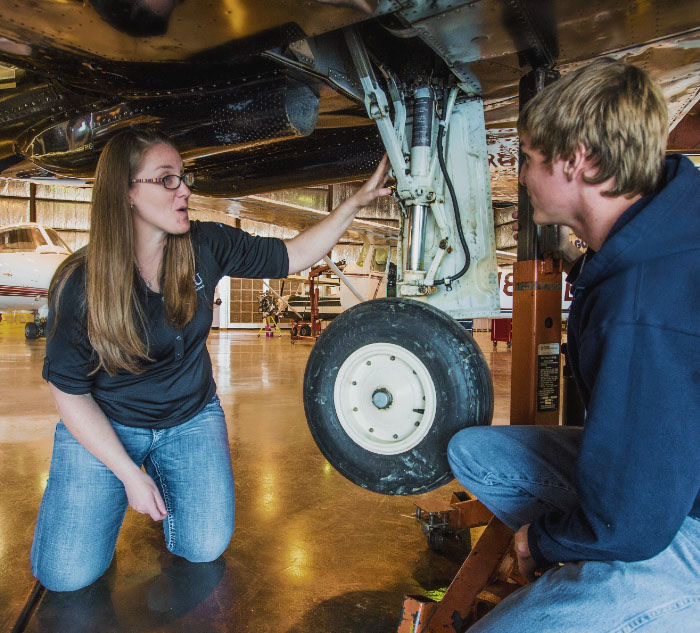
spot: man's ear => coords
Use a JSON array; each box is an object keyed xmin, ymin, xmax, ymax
[{"xmin": 563, "ymin": 143, "xmax": 589, "ymax": 181}]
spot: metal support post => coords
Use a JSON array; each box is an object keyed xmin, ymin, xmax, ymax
[{"xmin": 510, "ymin": 67, "xmax": 563, "ymax": 426}]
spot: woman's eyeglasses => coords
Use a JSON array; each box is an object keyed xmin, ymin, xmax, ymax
[{"xmin": 130, "ymin": 173, "xmax": 194, "ymax": 190}]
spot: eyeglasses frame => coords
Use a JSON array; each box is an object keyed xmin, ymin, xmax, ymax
[{"xmin": 129, "ymin": 173, "xmax": 194, "ymax": 190}]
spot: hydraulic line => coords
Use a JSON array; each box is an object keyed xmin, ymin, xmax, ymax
[{"xmin": 433, "ymin": 87, "xmax": 470, "ymax": 287}]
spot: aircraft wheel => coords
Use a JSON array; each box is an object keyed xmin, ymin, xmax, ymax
[
  {"xmin": 299, "ymin": 324, "xmax": 312, "ymax": 337},
  {"xmin": 25, "ymin": 322, "xmax": 39, "ymax": 340},
  {"xmin": 303, "ymin": 298, "xmax": 493, "ymax": 495}
]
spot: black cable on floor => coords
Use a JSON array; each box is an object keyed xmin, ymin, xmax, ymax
[{"xmin": 9, "ymin": 581, "xmax": 46, "ymax": 633}]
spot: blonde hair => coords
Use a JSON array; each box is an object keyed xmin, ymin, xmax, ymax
[
  {"xmin": 50, "ymin": 128, "xmax": 197, "ymax": 375},
  {"xmin": 518, "ymin": 58, "xmax": 668, "ymax": 197}
]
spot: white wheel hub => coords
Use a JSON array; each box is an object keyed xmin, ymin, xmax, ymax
[{"xmin": 334, "ymin": 342, "xmax": 437, "ymax": 455}]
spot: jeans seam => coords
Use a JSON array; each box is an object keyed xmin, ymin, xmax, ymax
[
  {"xmin": 149, "ymin": 451, "xmax": 174, "ymax": 551},
  {"xmin": 607, "ymin": 595, "xmax": 700, "ymax": 633},
  {"xmin": 484, "ymin": 472, "xmax": 577, "ymax": 494}
]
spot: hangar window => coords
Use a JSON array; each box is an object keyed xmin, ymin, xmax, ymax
[
  {"xmin": 355, "ymin": 242, "xmax": 370, "ymax": 268},
  {"xmin": 370, "ymin": 247, "xmax": 389, "ymax": 272}
]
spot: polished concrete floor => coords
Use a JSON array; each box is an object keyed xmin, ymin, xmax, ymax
[{"xmin": 0, "ymin": 321, "xmax": 513, "ymax": 633}]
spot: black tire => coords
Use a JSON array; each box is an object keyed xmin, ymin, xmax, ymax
[
  {"xmin": 25, "ymin": 322, "xmax": 39, "ymax": 340},
  {"xmin": 291, "ymin": 325, "xmax": 298, "ymax": 337},
  {"xmin": 427, "ymin": 529, "xmax": 446, "ymax": 552},
  {"xmin": 299, "ymin": 324, "xmax": 312, "ymax": 337},
  {"xmin": 303, "ymin": 298, "xmax": 493, "ymax": 495}
]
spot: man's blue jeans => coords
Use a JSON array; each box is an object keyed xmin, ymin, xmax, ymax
[
  {"xmin": 448, "ymin": 425, "xmax": 700, "ymax": 633},
  {"xmin": 31, "ymin": 395, "xmax": 235, "ymax": 592}
]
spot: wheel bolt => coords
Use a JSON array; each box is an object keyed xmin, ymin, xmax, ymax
[
  {"xmin": 352, "ymin": 381, "xmax": 357, "ymax": 385},
  {"xmin": 390, "ymin": 356, "xmax": 395, "ymax": 360},
  {"xmin": 415, "ymin": 421, "xmax": 420, "ymax": 426},
  {"xmin": 369, "ymin": 428, "xmax": 374, "ymax": 433},
  {"xmin": 366, "ymin": 361, "xmax": 372, "ymax": 366},
  {"xmin": 393, "ymin": 434, "xmax": 398, "ymax": 439}
]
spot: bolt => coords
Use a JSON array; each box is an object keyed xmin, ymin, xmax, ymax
[
  {"xmin": 390, "ymin": 356, "xmax": 395, "ymax": 360},
  {"xmin": 393, "ymin": 434, "xmax": 398, "ymax": 439},
  {"xmin": 366, "ymin": 361, "xmax": 372, "ymax": 366},
  {"xmin": 353, "ymin": 407, "xmax": 358, "ymax": 412},
  {"xmin": 415, "ymin": 422, "xmax": 420, "ymax": 426},
  {"xmin": 352, "ymin": 381, "xmax": 357, "ymax": 385},
  {"xmin": 369, "ymin": 428, "xmax": 374, "ymax": 433}
]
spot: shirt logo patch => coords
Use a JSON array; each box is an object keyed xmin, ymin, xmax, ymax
[{"xmin": 193, "ymin": 273, "xmax": 204, "ymax": 292}]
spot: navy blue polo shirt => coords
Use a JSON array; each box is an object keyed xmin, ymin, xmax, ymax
[{"xmin": 42, "ymin": 221, "xmax": 289, "ymax": 429}]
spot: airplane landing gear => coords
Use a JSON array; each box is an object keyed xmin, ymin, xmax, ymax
[
  {"xmin": 24, "ymin": 319, "xmax": 44, "ymax": 340},
  {"xmin": 303, "ymin": 298, "xmax": 493, "ymax": 495}
]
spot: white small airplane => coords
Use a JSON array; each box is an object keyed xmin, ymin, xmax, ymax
[{"xmin": 0, "ymin": 223, "xmax": 71, "ymax": 338}]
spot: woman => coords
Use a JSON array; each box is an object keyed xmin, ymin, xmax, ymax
[{"xmin": 32, "ymin": 127, "xmax": 390, "ymax": 592}]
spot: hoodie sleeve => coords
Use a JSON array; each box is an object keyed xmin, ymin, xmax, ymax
[{"xmin": 528, "ymin": 321, "xmax": 700, "ymax": 565}]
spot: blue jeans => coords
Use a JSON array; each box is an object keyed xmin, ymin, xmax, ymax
[
  {"xmin": 448, "ymin": 426, "xmax": 700, "ymax": 633},
  {"xmin": 31, "ymin": 395, "xmax": 235, "ymax": 592}
]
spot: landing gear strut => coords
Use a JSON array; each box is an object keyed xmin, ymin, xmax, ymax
[{"xmin": 302, "ymin": 29, "xmax": 500, "ymax": 495}]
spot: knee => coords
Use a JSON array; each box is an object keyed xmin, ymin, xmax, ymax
[
  {"xmin": 171, "ymin": 527, "xmax": 234, "ymax": 563},
  {"xmin": 447, "ymin": 426, "xmax": 496, "ymax": 481},
  {"xmin": 32, "ymin": 560, "xmax": 108, "ymax": 593}
]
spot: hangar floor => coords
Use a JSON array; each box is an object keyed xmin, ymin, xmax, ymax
[{"xmin": 0, "ymin": 321, "xmax": 512, "ymax": 633}]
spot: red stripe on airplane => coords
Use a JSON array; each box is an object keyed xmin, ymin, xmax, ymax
[{"xmin": 0, "ymin": 285, "xmax": 48, "ymax": 298}]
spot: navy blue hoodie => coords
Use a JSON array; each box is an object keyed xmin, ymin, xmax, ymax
[{"xmin": 528, "ymin": 154, "xmax": 700, "ymax": 565}]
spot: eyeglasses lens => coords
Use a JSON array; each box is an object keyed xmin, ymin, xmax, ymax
[{"xmin": 162, "ymin": 173, "xmax": 194, "ymax": 189}]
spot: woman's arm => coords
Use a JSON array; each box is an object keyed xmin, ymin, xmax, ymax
[
  {"xmin": 49, "ymin": 383, "xmax": 168, "ymax": 521},
  {"xmin": 284, "ymin": 155, "xmax": 391, "ymax": 274}
]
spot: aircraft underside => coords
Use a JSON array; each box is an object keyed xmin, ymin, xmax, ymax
[{"xmin": 0, "ymin": 0, "xmax": 698, "ymax": 493}]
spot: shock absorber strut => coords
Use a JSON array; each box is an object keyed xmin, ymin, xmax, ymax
[{"xmin": 406, "ymin": 86, "xmax": 432, "ymax": 273}]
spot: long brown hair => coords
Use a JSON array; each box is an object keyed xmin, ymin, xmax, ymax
[{"xmin": 50, "ymin": 127, "xmax": 198, "ymax": 375}]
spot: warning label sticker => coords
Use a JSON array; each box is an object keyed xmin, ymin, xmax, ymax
[{"xmin": 537, "ymin": 344, "xmax": 560, "ymax": 412}]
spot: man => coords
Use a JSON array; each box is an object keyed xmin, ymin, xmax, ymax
[{"xmin": 448, "ymin": 58, "xmax": 700, "ymax": 632}]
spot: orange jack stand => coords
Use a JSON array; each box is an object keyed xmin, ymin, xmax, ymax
[
  {"xmin": 510, "ymin": 258, "xmax": 563, "ymax": 426},
  {"xmin": 397, "ymin": 257, "xmax": 564, "ymax": 632},
  {"xmin": 398, "ymin": 492, "xmax": 525, "ymax": 633}
]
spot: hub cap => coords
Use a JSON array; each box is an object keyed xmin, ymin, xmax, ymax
[{"xmin": 334, "ymin": 342, "xmax": 437, "ymax": 455}]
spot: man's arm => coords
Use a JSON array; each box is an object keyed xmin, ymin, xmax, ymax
[
  {"xmin": 528, "ymin": 325, "xmax": 700, "ymax": 564},
  {"xmin": 49, "ymin": 384, "xmax": 168, "ymax": 521}
]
